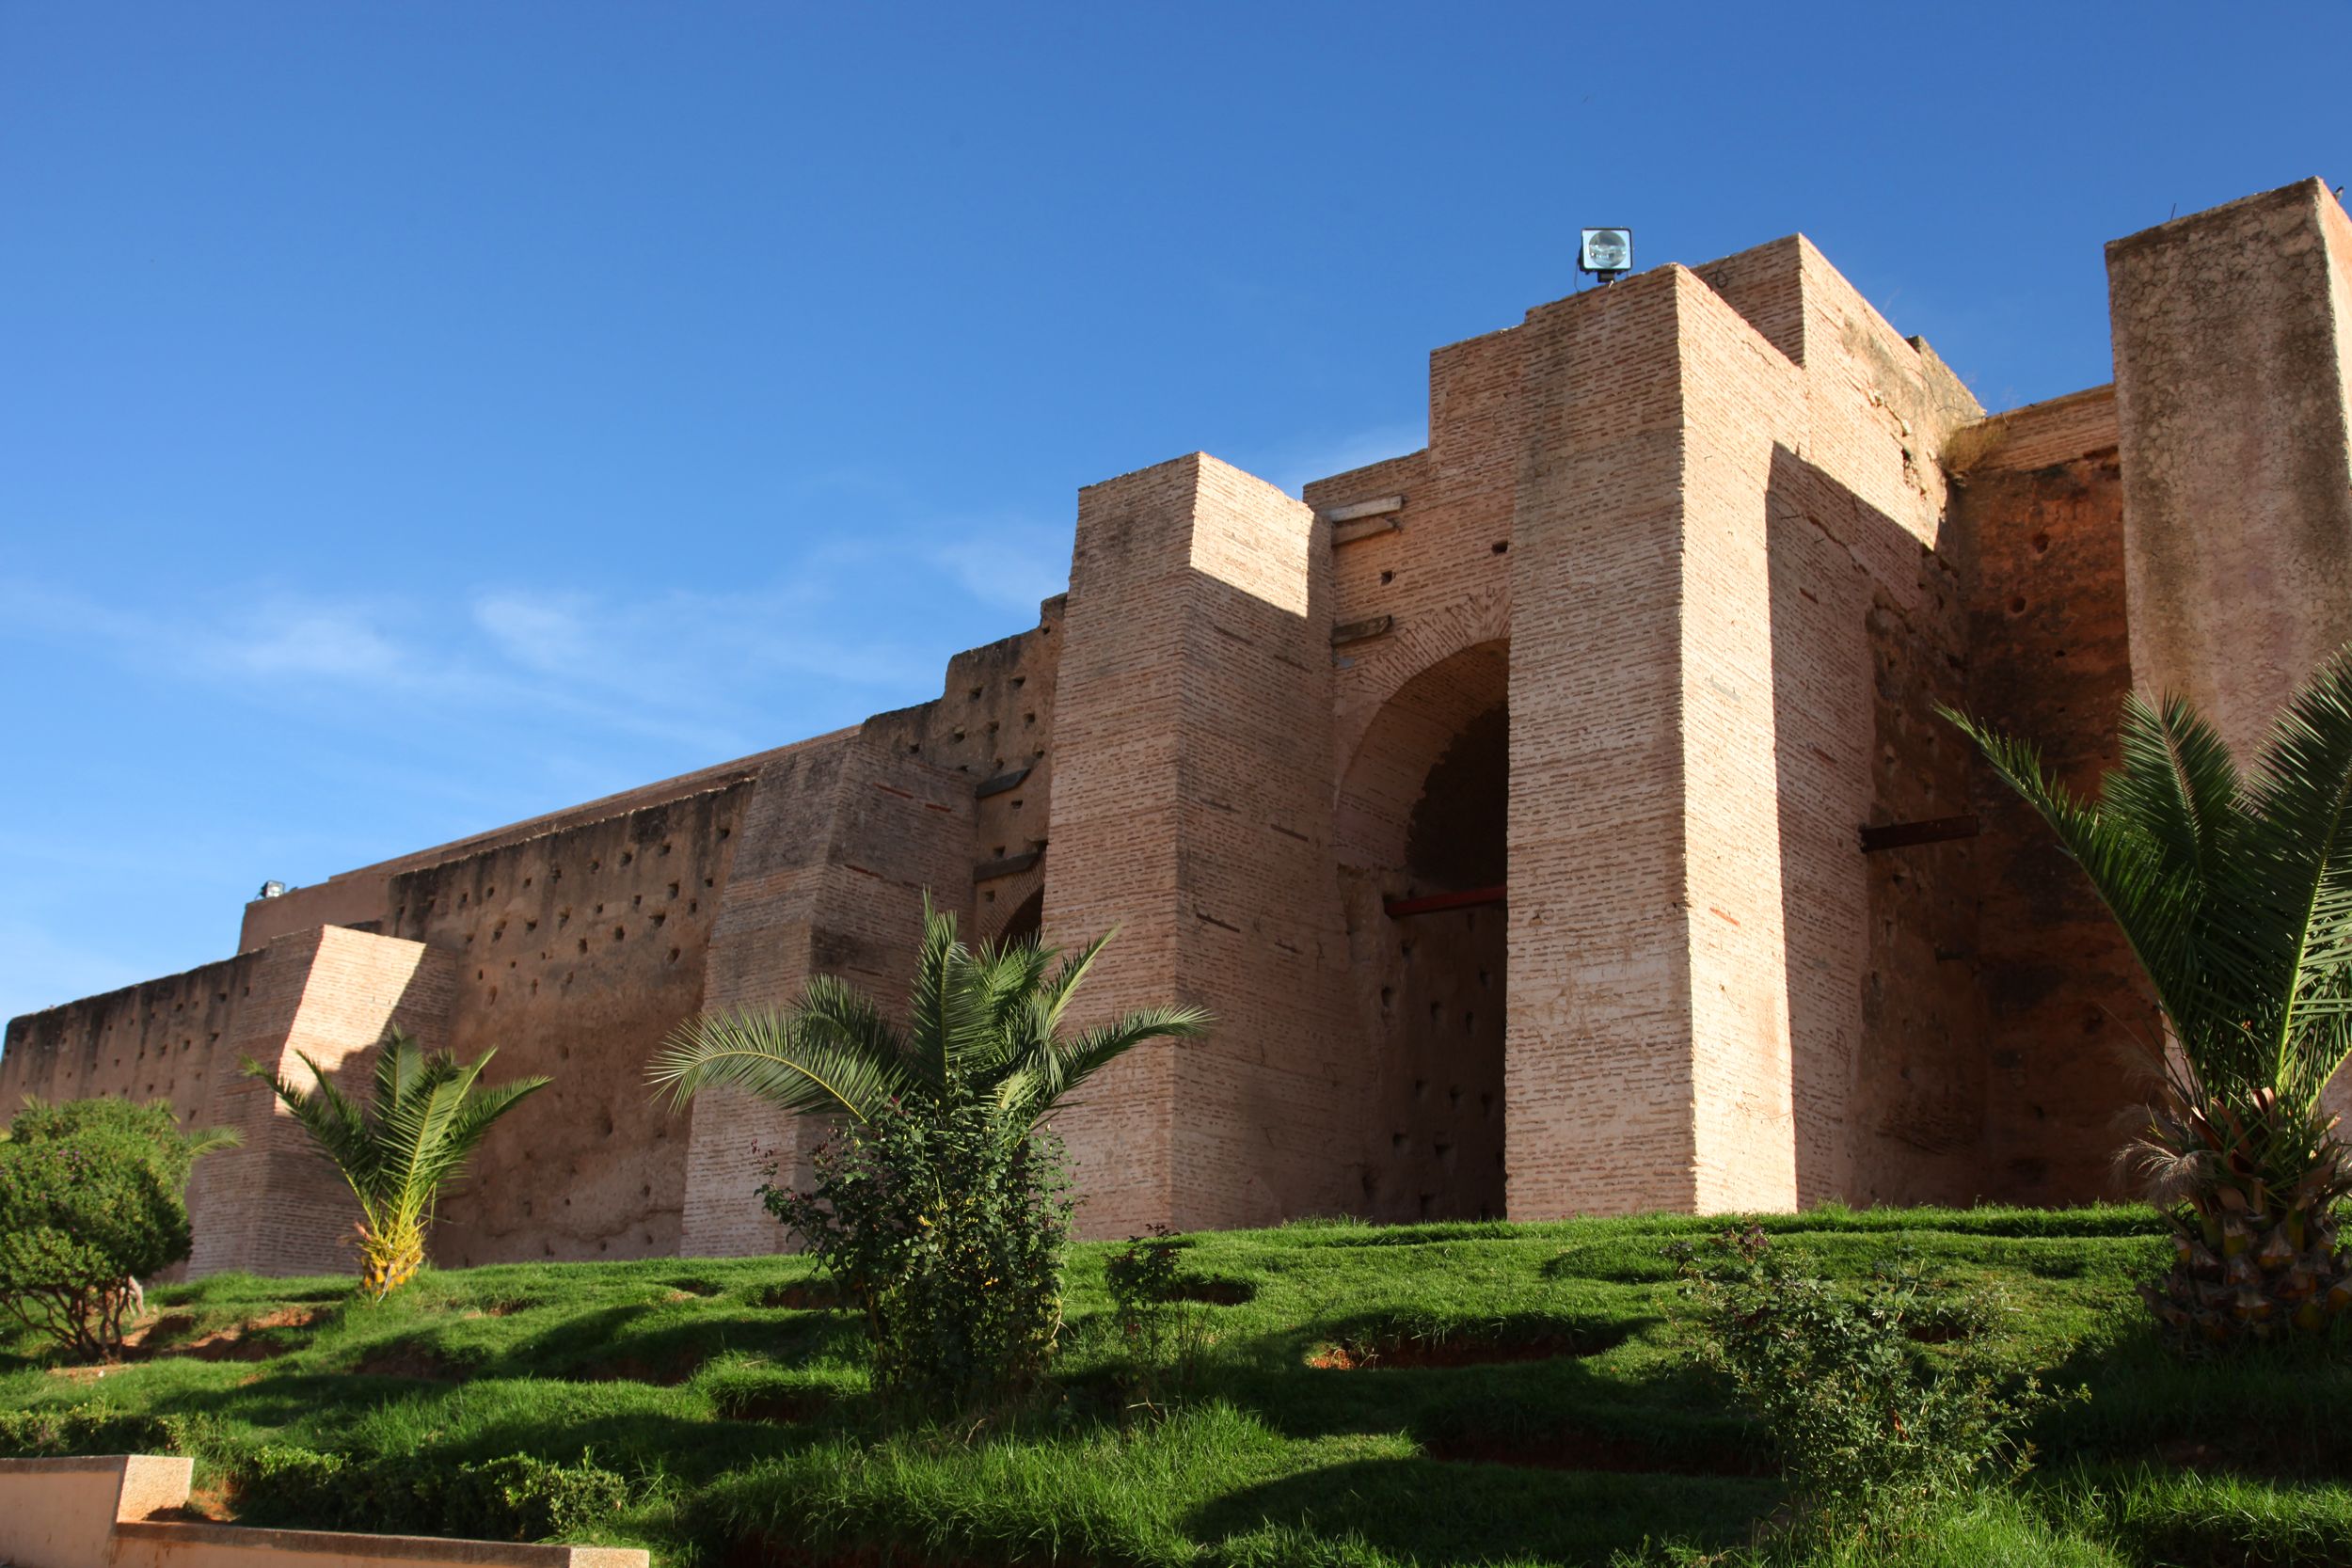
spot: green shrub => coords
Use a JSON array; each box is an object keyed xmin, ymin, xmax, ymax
[
  {"xmin": 1671, "ymin": 1225, "xmax": 2077, "ymax": 1528},
  {"xmin": 764, "ymin": 1095, "xmax": 1072, "ymax": 1417},
  {"xmin": 0, "ymin": 1100, "xmax": 235, "ymax": 1361},
  {"xmin": 1104, "ymin": 1228, "xmax": 1216, "ymax": 1416},
  {"xmin": 0, "ymin": 1402, "xmax": 204, "ymax": 1457},
  {"xmin": 231, "ymin": 1444, "xmax": 628, "ymax": 1542}
]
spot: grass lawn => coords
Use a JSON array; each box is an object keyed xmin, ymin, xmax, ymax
[{"xmin": 5, "ymin": 1206, "xmax": 2350, "ymax": 1566}]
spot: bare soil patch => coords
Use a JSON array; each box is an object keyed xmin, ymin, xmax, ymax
[
  {"xmin": 123, "ymin": 1307, "xmax": 327, "ymax": 1364},
  {"xmin": 578, "ymin": 1354, "xmax": 700, "ymax": 1386},
  {"xmin": 717, "ymin": 1387, "xmax": 832, "ymax": 1423}
]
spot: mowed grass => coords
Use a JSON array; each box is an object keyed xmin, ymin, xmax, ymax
[{"xmin": 6, "ymin": 1206, "xmax": 2352, "ymax": 1567}]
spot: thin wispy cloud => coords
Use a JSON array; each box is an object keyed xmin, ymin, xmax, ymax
[
  {"xmin": 0, "ymin": 508, "xmax": 1077, "ymax": 782},
  {"xmin": 930, "ymin": 519, "xmax": 1072, "ymax": 612}
]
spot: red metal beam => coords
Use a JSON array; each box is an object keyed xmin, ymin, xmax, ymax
[{"xmin": 1384, "ymin": 884, "xmax": 1506, "ymax": 918}]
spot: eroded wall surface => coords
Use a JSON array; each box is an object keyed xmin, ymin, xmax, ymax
[
  {"xmin": 379, "ymin": 784, "xmax": 752, "ymax": 1264},
  {"xmin": 2110, "ymin": 179, "xmax": 2352, "ymax": 757},
  {"xmin": 1953, "ymin": 388, "xmax": 2163, "ymax": 1203}
]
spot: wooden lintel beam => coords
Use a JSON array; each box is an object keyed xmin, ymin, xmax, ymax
[
  {"xmin": 1385, "ymin": 884, "xmax": 1506, "ymax": 918},
  {"xmin": 1319, "ymin": 494, "xmax": 1405, "ymax": 524},
  {"xmin": 1857, "ymin": 815, "xmax": 1979, "ymax": 853},
  {"xmin": 1331, "ymin": 614, "xmax": 1394, "ymax": 648},
  {"xmin": 974, "ymin": 847, "xmax": 1043, "ymax": 882},
  {"xmin": 974, "ymin": 765, "xmax": 1032, "ymax": 800}
]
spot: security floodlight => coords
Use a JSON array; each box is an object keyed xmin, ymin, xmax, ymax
[
  {"xmin": 1580, "ymin": 227, "xmax": 1633, "ymax": 278},
  {"xmin": 258, "ymin": 879, "xmax": 287, "ymax": 899}
]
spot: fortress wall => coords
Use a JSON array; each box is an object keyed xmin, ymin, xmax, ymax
[
  {"xmin": 1305, "ymin": 323, "xmax": 1519, "ymax": 1221},
  {"xmin": 1953, "ymin": 388, "xmax": 2162, "ymax": 1202},
  {"xmin": 679, "ymin": 733, "xmax": 973, "ymax": 1256},
  {"xmin": 235, "ymin": 739, "xmax": 843, "ymax": 953},
  {"xmin": 2111, "ymin": 177, "xmax": 2352, "ymax": 1136},
  {"xmin": 188, "ymin": 927, "xmax": 455, "ymax": 1277},
  {"xmin": 1045, "ymin": 453, "xmax": 1359, "ymax": 1235},
  {"xmin": 0, "ymin": 932, "xmax": 452, "ymax": 1279},
  {"xmin": 0, "ymin": 952, "xmax": 262, "ymax": 1119},
  {"xmin": 1312, "ymin": 325, "xmax": 1518, "ymax": 779},
  {"xmin": 375, "ymin": 783, "xmax": 755, "ymax": 1265},
  {"xmin": 1718, "ymin": 245, "xmax": 1985, "ymax": 1208},
  {"xmin": 859, "ymin": 594, "xmax": 1066, "ymax": 942},
  {"xmin": 2110, "ymin": 178, "xmax": 2352, "ymax": 758}
]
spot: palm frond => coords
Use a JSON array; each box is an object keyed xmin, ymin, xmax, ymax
[
  {"xmin": 408, "ymin": 1069, "xmax": 548, "ymax": 1201},
  {"xmin": 648, "ymin": 1008, "xmax": 910, "ymax": 1122},
  {"xmin": 2233, "ymin": 646, "xmax": 2352, "ymax": 1103},
  {"xmin": 246, "ymin": 1051, "xmax": 379, "ymax": 1196},
  {"xmin": 1007, "ymin": 1004, "xmax": 1214, "ymax": 1122},
  {"xmin": 1941, "ymin": 705, "xmax": 2206, "ymax": 1034},
  {"xmin": 375, "ymin": 1053, "xmax": 483, "ymax": 1221}
]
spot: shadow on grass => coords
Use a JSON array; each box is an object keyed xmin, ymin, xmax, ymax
[
  {"xmin": 2031, "ymin": 1322, "xmax": 2352, "ymax": 1481},
  {"xmin": 464, "ymin": 1307, "xmax": 861, "ymax": 1385},
  {"xmin": 1187, "ymin": 1454, "xmax": 1773, "ymax": 1565}
]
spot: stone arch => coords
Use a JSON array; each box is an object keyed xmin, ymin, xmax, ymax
[
  {"xmin": 1335, "ymin": 636, "xmax": 1510, "ymax": 876},
  {"xmin": 1330, "ymin": 583, "xmax": 1510, "ymax": 827},
  {"xmin": 1334, "ymin": 632, "xmax": 1509, "ymax": 1223},
  {"xmin": 975, "ymin": 866, "xmax": 1045, "ymax": 946}
]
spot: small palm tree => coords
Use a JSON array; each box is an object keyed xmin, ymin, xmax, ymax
[
  {"xmin": 647, "ymin": 898, "xmax": 1210, "ymax": 1132},
  {"xmin": 1947, "ymin": 645, "xmax": 2352, "ymax": 1343},
  {"xmin": 246, "ymin": 1031, "xmax": 548, "ymax": 1300}
]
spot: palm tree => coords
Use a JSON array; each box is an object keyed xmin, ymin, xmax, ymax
[
  {"xmin": 1947, "ymin": 645, "xmax": 2352, "ymax": 1343},
  {"xmin": 246, "ymin": 1031, "xmax": 548, "ymax": 1300},
  {"xmin": 646, "ymin": 898, "xmax": 1210, "ymax": 1133}
]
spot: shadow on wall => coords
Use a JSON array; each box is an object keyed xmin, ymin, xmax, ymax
[
  {"xmin": 1333, "ymin": 640, "xmax": 1509, "ymax": 1223},
  {"xmin": 1761, "ymin": 444, "xmax": 2150, "ymax": 1207}
]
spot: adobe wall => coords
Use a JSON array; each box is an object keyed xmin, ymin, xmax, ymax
[
  {"xmin": 677, "ymin": 730, "xmax": 974, "ymax": 1256},
  {"xmin": 1305, "ymin": 324, "xmax": 1518, "ymax": 1222},
  {"xmin": 860, "ymin": 594, "xmax": 1066, "ymax": 942},
  {"xmin": 1043, "ymin": 453, "xmax": 1360, "ymax": 1235},
  {"xmin": 0, "ymin": 929, "xmax": 455, "ymax": 1278},
  {"xmin": 2109, "ymin": 176, "xmax": 2352, "ymax": 1134},
  {"xmin": 1693, "ymin": 239, "xmax": 1985, "ymax": 1209},
  {"xmin": 0, "ymin": 951, "xmax": 261, "ymax": 1115},
  {"xmin": 1950, "ymin": 386, "xmax": 2164, "ymax": 1203},
  {"xmin": 2109, "ymin": 179, "xmax": 2352, "ymax": 758},
  {"xmin": 373, "ymin": 783, "xmax": 753, "ymax": 1264},
  {"xmin": 15, "ymin": 181, "xmax": 2352, "ymax": 1252},
  {"xmin": 188, "ymin": 927, "xmax": 456, "ymax": 1277}
]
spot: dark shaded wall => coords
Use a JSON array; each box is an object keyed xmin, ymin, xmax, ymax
[{"xmin": 1953, "ymin": 388, "xmax": 2162, "ymax": 1202}]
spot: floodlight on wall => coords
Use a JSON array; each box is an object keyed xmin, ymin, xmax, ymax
[
  {"xmin": 258, "ymin": 879, "xmax": 287, "ymax": 899},
  {"xmin": 1579, "ymin": 227, "xmax": 1633, "ymax": 279}
]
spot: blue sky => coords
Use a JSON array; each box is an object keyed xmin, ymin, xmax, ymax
[{"xmin": 3, "ymin": 2, "xmax": 2346, "ymax": 1027}]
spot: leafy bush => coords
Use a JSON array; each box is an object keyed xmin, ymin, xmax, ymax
[
  {"xmin": 764, "ymin": 1095, "xmax": 1072, "ymax": 1417},
  {"xmin": 1104, "ymin": 1228, "xmax": 1216, "ymax": 1415},
  {"xmin": 232, "ymin": 1443, "xmax": 628, "ymax": 1542},
  {"xmin": 0, "ymin": 1402, "xmax": 208, "ymax": 1457},
  {"xmin": 1670, "ymin": 1226, "xmax": 2075, "ymax": 1528},
  {"xmin": 0, "ymin": 1099, "xmax": 235, "ymax": 1361}
]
